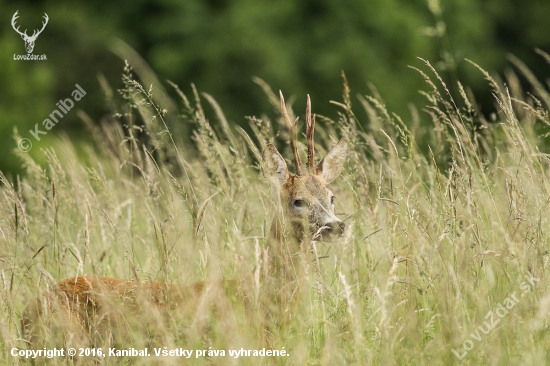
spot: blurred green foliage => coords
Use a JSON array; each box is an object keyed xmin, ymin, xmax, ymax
[{"xmin": 1, "ymin": 0, "xmax": 549, "ymax": 175}]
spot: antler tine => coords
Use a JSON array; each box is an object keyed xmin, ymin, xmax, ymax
[
  {"xmin": 279, "ymin": 90, "xmax": 304, "ymax": 176},
  {"xmin": 11, "ymin": 11, "xmax": 27, "ymax": 37},
  {"xmin": 32, "ymin": 13, "xmax": 49, "ymax": 38},
  {"xmin": 305, "ymin": 95, "xmax": 316, "ymax": 173},
  {"xmin": 40, "ymin": 13, "xmax": 49, "ymax": 31}
]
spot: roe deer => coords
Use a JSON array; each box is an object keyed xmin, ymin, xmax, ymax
[
  {"xmin": 264, "ymin": 92, "xmax": 348, "ymax": 245},
  {"xmin": 21, "ymin": 91, "xmax": 348, "ymax": 350}
]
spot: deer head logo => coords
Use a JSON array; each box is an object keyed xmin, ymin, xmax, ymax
[{"xmin": 11, "ymin": 11, "xmax": 49, "ymax": 54}]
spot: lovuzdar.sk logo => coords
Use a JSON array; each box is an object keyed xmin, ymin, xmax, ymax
[{"xmin": 12, "ymin": 10, "xmax": 48, "ymax": 61}]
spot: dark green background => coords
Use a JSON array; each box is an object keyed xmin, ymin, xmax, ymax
[{"xmin": 1, "ymin": 0, "xmax": 549, "ymax": 175}]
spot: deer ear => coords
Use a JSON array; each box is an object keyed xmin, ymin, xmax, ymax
[
  {"xmin": 316, "ymin": 138, "xmax": 348, "ymax": 184},
  {"xmin": 262, "ymin": 144, "xmax": 289, "ymax": 185}
]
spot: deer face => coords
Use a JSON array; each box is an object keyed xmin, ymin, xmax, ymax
[
  {"xmin": 262, "ymin": 93, "xmax": 348, "ymax": 242},
  {"xmin": 22, "ymin": 35, "xmax": 38, "ymax": 54},
  {"xmin": 282, "ymin": 169, "xmax": 347, "ymax": 240}
]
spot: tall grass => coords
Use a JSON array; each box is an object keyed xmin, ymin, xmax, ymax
[{"xmin": 2, "ymin": 56, "xmax": 550, "ymax": 365}]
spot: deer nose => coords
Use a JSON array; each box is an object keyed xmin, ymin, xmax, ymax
[
  {"xmin": 338, "ymin": 221, "xmax": 345, "ymax": 232},
  {"xmin": 324, "ymin": 221, "xmax": 345, "ymax": 235}
]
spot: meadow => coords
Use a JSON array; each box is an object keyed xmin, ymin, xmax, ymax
[{"xmin": 1, "ymin": 56, "xmax": 550, "ymax": 365}]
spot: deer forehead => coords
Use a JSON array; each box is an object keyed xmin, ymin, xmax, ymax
[{"xmin": 283, "ymin": 175, "xmax": 331, "ymax": 201}]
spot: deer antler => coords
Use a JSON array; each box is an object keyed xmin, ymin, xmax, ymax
[
  {"xmin": 280, "ymin": 91, "xmax": 304, "ymax": 176},
  {"xmin": 11, "ymin": 11, "xmax": 48, "ymax": 41},
  {"xmin": 11, "ymin": 11, "xmax": 28, "ymax": 38},
  {"xmin": 29, "ymin": 13, "xmax": 49, "ymax": 40},
  {"xmin": 305, "ymin": 95, "xmax": 316, "ymax": 173}
]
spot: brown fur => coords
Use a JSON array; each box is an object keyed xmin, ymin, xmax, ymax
[{"xmin": 21, "ymin": 277, "xmax": 236, "ymax": 349}]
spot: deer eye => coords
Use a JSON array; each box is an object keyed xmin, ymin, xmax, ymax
[
  {"xmin": 294, "ymin": 199, "xmax": 304, "ymax": 208},
  {"xmin": 331, "ymin": 196, "xmax": 335, "ymax": 204}
]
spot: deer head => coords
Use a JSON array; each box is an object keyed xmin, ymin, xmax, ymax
[
  {"xmin": 11, "ymin": 11, "xmax": 49, "ymax": 54},
  {"xmin": 263, "ymin": 92, "xmax": 348, "ymax": 243}
]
